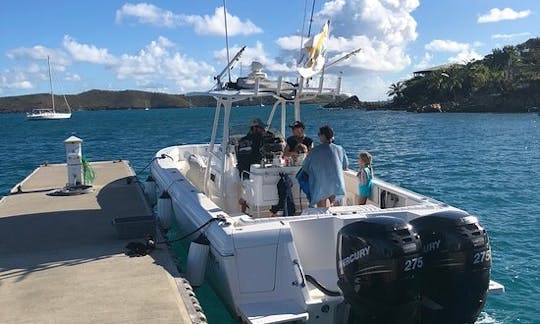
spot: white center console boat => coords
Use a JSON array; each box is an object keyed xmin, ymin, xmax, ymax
[{"xmin": 149, "ymin": 62, "xmax": 504, "ymax": 323}]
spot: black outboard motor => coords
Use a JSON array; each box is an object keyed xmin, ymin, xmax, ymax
[
  {"xmin": 337, "ymin": 216, "xmax": 423, "ymax": 324},
  {"xmin": 410, "ymin": 210, "xmax": 491, "ymax": 324}
]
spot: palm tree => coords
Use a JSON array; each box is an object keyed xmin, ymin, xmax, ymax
[{"xmin": 387, "ymin": 81, "xmax": 406, "ymax": 103}]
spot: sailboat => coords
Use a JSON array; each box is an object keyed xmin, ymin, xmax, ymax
[{"xmin": 27, "ymin": 56, "xmax": 72, "ymax": 120}]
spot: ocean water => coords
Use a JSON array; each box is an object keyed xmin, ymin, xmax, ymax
[{"xmin": 0, "ymin": 106, "xmax": 538, "ymax": 323}]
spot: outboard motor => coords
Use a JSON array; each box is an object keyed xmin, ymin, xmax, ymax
[
  {"xmin": 410, "ymin": 210, "xmax": 491, "ymax": 324},
  {"xmin": 337, "ymin": 216, "xmax": 423, "ymax": 324}
]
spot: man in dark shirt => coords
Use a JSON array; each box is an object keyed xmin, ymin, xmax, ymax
[
  {"xmin": 284, "ymin": 121, "xmax": 313, "ymax": 157},
  {"xmin": 237, "ymin": 118, "xmax": 282, "ymax": 178}
]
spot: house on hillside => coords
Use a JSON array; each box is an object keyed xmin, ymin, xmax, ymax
[{"xmin": 413, "ymin": 63, "xmax": 462, "ymax": 77}]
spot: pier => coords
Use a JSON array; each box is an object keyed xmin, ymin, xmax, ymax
[{"xmin": 0, "ymin": 160, "xmax": 206, "ymax": 323}]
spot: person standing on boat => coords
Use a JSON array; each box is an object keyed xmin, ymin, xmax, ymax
[
  {"xmin": 357, "ymin": 151, "xmax": 373, "ymax": 205},
  {"xmin": 236, "ymin": 118, "xmax": 281, "ymax": 178},
  {"xmin": 283, "ymin": 121, "xmax": 313, "ymax": 157},
  {"xmin": 300, "ymin": 125, "xmax": 348, "ymax": 207}
]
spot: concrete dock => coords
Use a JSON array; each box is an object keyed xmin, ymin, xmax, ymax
[{"xmin": 0, "ymin": 161, "xmax": 205, "ymax": 324}]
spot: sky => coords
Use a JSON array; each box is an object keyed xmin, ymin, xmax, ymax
[{"xmin": 1, "ymin": 0, "xmax": 538, "ymax": 100}]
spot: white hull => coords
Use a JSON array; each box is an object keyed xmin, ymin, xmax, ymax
[
  {"xmin": 150, "ymin": 143, "xmax": 501, "ymax": 323},
  {"xmin": 27, "ymin": 112, "xmax": 71, "ymax": 120}
]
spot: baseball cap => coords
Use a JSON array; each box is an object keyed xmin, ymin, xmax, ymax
[
  {"xmin": 250, "ymin": 118, "xmax": 265, "ymax": 127},
  {"xmin": 289, "ymin": 121, "xmax": 305, "ymax": 129}
]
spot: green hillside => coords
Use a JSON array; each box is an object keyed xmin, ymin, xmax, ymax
[
  {"xmin": 0, "ymin": 89, "xmax": 346, "ymax": 113},
  {"xmin": 388, "ymin": 38, "xmax": 540, "ymax": 112}
]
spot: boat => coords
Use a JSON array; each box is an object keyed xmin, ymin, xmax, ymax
[
  {"xmin": 149, "ymin": 9, "xmax": 504, "ymax": 324},
  {"xmin": 27, "ymin": 56, "xmax": 72, "ymax": 120}
]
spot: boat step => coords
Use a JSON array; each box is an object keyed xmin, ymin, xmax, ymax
[{"xmin": 239, "ymin": 300, "xmax": 308, "ymax": 324}]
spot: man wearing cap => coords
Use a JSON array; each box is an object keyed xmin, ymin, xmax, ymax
[
  {"xmin": 284, "ymin": 121, "xmax": 313, "ymax": 157},
  {"xmin": 237, "ymin": 118, "xmax": 282, "ymax": 178}
]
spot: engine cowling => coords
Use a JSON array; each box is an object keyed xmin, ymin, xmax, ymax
[
  {"xmin": 410, "ymin": 210, "xmax": 491, "ymax": 324},
  {"xmin": 337, "ymin": 216, "xmax": 423, "ymax": 324}
]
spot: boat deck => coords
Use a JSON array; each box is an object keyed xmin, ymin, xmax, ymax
[{"xmin": 0, "ymin": 161, "xmax": 205, "ymax": 324}]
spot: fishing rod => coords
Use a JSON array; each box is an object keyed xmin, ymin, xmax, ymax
[
  {"xmin": 214, "ymin": 46, "xmax": 246, "ymax": 89},
  {"xmin": 324, "ymin": 48, "xmax": 362, "ymax": 69}
]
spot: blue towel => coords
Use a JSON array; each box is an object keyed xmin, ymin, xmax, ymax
[{"xmin": 300, "ymin": 143, "xmax": 348, "ymax": 204}]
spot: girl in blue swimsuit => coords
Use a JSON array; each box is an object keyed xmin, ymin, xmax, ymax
[{"xmin": 357, "ymin": 152, "xmax": 373, "ymax": 205}]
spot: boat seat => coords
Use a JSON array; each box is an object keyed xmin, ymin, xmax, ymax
[{"xmin": 239, "ymin": 300, "xmax": 308, "ymax": 324}]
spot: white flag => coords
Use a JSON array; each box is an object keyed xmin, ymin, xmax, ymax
[{"xmin": 297, "ymin": 20, "xmax": 329, "ymax": 79}]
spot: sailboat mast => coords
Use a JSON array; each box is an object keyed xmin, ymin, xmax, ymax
[{"xmin": 47, "ymin": 56, "xmax": 55, "ymax": 113}]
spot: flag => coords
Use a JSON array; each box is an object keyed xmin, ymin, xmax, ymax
[{"xmin": 297, "ymin": 20, "xmax": 330, "ymax": 79}]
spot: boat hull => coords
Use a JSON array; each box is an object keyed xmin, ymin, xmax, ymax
[
  {"xmin": 150, "ymin": 144, "xmax": 503, "ymax": 324},
  {"xmin": 27, "ymin": 112, "xmax": 71, "ymax": 120}
]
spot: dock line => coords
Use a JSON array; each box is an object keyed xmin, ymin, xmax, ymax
[
  {"xmin": 125, "ymin": 215, "xmax": 227, "ymax": 257},
  {"xmin": 127, "ymin": 154, "xmax": 173, "ymax": 184}
]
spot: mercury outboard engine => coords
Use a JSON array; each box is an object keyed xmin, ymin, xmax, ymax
[
  {"xmin": 410, "ymin": 210, "xmax": 491, "ymax": 324},
  {"xmin": 337, "ymin": 216, "xmax": 423, "ymax": 324}
]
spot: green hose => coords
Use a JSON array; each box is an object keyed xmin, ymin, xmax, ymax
[{"xmin": 82, "ymin": 157, "xmax": 95, "ymax": 185}]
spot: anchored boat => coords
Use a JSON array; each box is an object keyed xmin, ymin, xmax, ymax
[{"xmin": 27, "ymin": 56, "xmax": 72, "ymax": 121}]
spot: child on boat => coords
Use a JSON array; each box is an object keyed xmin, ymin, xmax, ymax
[{"xmin": 357, "ymin": 151, "xmax": 373, "ymax": 205}]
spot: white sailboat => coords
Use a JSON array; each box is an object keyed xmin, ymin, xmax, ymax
[
  {"xmin": 27, "ymin": 56, "xmax": 71, "ymax": 120},
  {"xmin": 148, "ymin": 7, "xmax": 504, "ymax": 324}
]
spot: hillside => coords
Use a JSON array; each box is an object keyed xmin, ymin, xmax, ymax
[
  {"xmin": 0, "ymin": 89, "xmax": 348, "ymax": 113},
  {"xmin": 388, "ymin": 37, "xmax": 540, "ymax": 112},
  {"xmin": 0, "ymin": 90, "xmax": 204, "ymax": 113}
]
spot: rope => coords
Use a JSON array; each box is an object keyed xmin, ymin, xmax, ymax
[
  {"xmin": 124, "ymin": 216, "xmax": 226, "ymax": 257},
  {"xmin": 156, "ymin": 216, "xmax": 225, "ymax": 245},
  {"xmin": 128, "ymin": 153, "xmax": 174, "ymax": 184},
  {"xmin": 305, "ymin": 274, "xmax": 342, "ymax": 296}
]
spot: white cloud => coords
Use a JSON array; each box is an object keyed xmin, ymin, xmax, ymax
[
  {"xmin": 492, "ymin": 32, "xmax": 531, "ymax": 40},
  {"xmin": 423, "ymin": 39, "xmax": 483, "ymax": 65},
  {"xmin": 6, "ymin": 46, "xmax": 71, "ymax": 68},
  {"xmin": 414, "ymin": 52, "xmax": 433, "ymax": 69},
  {"xmin": 425, "ymin": 39, "xmax": 469, "ymax": 52},
  {"xmin": 115, "ymin": 2, "xmax": 182, "ymax": 28},
  {"xmin": 182, "ymin": 6, "xmax": 262, "ymax": 36},
  {"xmin": 214, "ymin": 42, "xmax": 294, "ymax": 77},
  {"xmin": 62, "ymin": 35, "xmax": 117, "ymax": 65},
  {"xmin": 472, "ymin": 41, "xmax": 484, "ymax": 48},
  {"xmin": 115, "ymin": 3, "xmax": 262, "ymax": 36},
  {"xmin": 478, "ymin": 8, "xmax": 531, "ymax": 23},
  {"xmin": 448, "ymin": 49, "xmax": 482, "ymax": 64},
  {"xmin": 114, "ymin": 36, "xmax": 215, "ymax": 92},
  {"xmin": 276, "ymin": 35, "xmax": 303, "ymax": 51},
  {"xmin": 277, "ymin": 0, "xmax": 419, "ymax": 73},
  {"xmin": 65, "ymin": 73, "xmax": 81, "ymax": 82},
  {"xmin": 342, "ymin": 74, "xmax": 389, "ymax": 101},
  {"xmin": 0, "ymin": 70, "xmax": 34, "ymax": 90}
]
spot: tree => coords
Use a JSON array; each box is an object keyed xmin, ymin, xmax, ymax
[{"xmin": 387, "ymin": 81, "xmax": 406, "ymax": 104}]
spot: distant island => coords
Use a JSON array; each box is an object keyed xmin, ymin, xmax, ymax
[
  {"xmin": 324, "ymin": 38, "xmax": 540, "ymax": 113},
  {"xmin": 0, "ymin": 89, "xmax": 347, "ymax": 114}
]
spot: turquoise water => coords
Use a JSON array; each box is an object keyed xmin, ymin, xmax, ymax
[{"xmin": 0, "ymin": 107, "xmax": 538, "ymax": 323}]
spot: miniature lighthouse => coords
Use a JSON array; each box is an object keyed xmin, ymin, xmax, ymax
[{"xmin": 64, "ymin": 136, "xmax": 83, "ymax": 186}]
